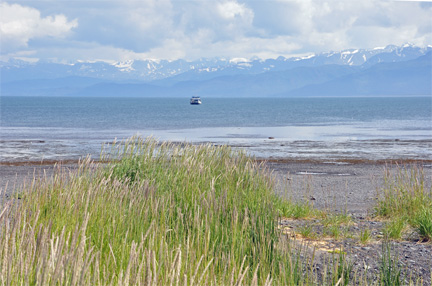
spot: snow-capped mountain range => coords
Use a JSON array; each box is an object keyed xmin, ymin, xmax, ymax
[
  {"xmin": 1, "ymin": 44, "xmax": 431, "ymax": 97},
  {"xmin": 1, "ymin": 44, "xmax": 430, "ymax": 83}
]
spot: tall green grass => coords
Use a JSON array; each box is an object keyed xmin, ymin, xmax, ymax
[
  {"xmin": 1, "ymin": 137, "xmax": 335, "ymax": 285},
  {"xmin": 380, "ymin": 241, "xmax": 402, "ymax": 286},
  {"xmin": 375, "ymin": 165, "xmax": 432, "ymax": 241},
  {"xmin": 4, "ymin": 137, "xmax": 426, "ymax": 284}
]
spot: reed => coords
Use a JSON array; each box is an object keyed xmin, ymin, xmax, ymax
[
  {"xmin": 3, "ymin": 137, "xmax": 428, "ymax": 284},
  {"xmin": 0, "ymin": 137, "xmax": 328, "ymax": 285},
  {"xmin": 375, "ymin": 165, "xmax": 432, "ymax": 241}
]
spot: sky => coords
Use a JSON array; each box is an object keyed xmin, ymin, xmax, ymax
[{"xmin": 1, "ymin": 0, "xmax": 432, "ymax": 63}]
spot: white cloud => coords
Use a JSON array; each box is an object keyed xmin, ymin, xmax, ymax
[
  {"xmin": 0, "ymin": 2, "xmax": 77, "ymax": 52},
  {"xmin": 217, "ymin": 1, "xmax": 251, "ymax": 20},
  {"xmin": 248, "ymin": 0, "xmax": 432, "ymax": 54},
  {"xmin": 1, "ymin": 0, "xmax": 431, "ymax": 61}
]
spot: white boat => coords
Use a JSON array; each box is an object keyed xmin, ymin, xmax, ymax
[{"xmin": 190, "ymin": 96, "xmax": 202, "ymax": 105}]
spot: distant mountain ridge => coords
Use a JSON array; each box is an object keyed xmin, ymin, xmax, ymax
[
  {"xmin": 1, "ymin": 44, "xmax": 431, "ymax": 97},
  {"xmin": 286, "ymin": 52, "xmax": 432, "ymax": 97},
  {"xmin": 2, "ymin": 44, "xmax": 430, "ymax": 83}
]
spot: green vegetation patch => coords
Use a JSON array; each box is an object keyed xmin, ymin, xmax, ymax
[
  {"xmin": 375, "ymin": 166, "xmax": 432, "ymax": 242},
  {"xmin": 0, "ymin": 137, "xmax": 321, "ymax": 285}
]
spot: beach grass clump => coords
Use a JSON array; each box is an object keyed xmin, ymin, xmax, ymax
[
  {"xmin": 318, "ymin": 213, "xmax": 352, "ymax": 240},
  {"xmin": 321, "ymin": 213, "xmax": 352, "ymax": 227},
  {"xmin": 319, "ymin": 249, "xmax": 353, "ymax": 286},
  {"xmin": 414, "ymin": 206, "xmax": 432, "ymax": 241},
  {"xmin": 383, "ymin": 217, "xmax": 407, "ymax": 240},
  {"xmin": 359, "ymin": 228, "xmax": 372, "ymax": 245},
  {"xmin": 298, "ymin": 225, "xmax": 317, "ymax": 239},
  {"xmin": 282, "ymin": 201, "xmax": 318, "ymax": 219},
  {"xmin": 0, "ymin": 137, "xmax": 332, "ymax": 285},
  {"xmin": 331, "ymin": 250, "xmax": 353, "ymax": 286},
  {"xmin": 375, "ymin": 165, "xmax": 432, "ymax": 241},
  {"xmin": 379, "ymin": 241, "xmax": 402, "ymax": 286}
]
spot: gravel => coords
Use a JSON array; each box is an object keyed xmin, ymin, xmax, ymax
[{"xmin": 267, "ymin": 160, "xmax": 432, "ymax": 285}]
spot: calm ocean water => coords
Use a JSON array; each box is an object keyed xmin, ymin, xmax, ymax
[{"xmin": 1, "ymin": 96, "xmax": 431, "ymax": 162}]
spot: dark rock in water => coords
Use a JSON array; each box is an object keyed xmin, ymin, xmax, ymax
[{"xmin": 268, "ymin": 137, "xmax": 275, "ymax": 139}]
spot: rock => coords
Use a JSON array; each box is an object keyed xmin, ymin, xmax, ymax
[{"xmin": 268, "ymin": 137, "xmax": 275, "ymax": 139}]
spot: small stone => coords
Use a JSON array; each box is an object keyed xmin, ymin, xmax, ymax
[{"xmin": 268, "ymin": 137, "xmax": 275, "ymax": 139}]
